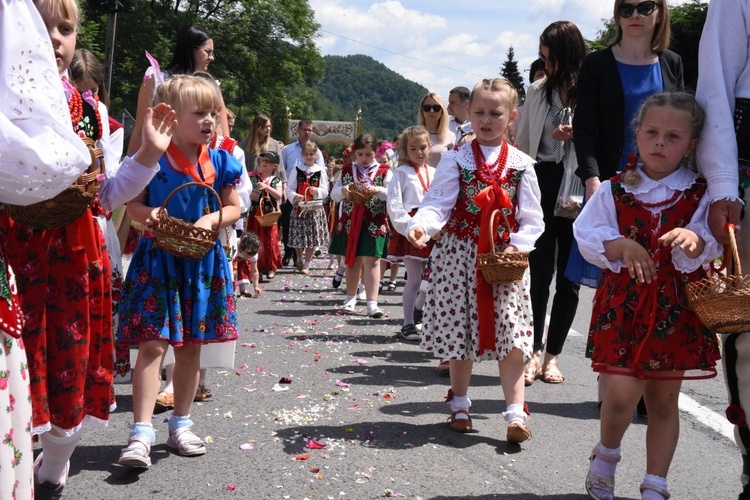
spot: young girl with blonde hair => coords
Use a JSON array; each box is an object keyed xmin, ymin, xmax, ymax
[
  {"xmin": 408, "ymin": 78, "xmax": 544, "ymax": 443},
  {"xmin": 117, "ymin": 75, "xmax": 242, "ymax": 468}
]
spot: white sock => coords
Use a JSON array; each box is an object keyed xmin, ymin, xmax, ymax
[
  {"xmin": 198, "ymin": 368, "xmax": 207, "ymax": 386},
  {"xmin": 366, "ymin": 301, "xmax": 378, "ymax": 311},
  {"xmin": 343, "ymin": 296, "xmax": 356, "ymax": 307},
  {"xmin": 589, "ymin": 442, "xmax": 621, "ymax": 490},
  {"xmin": 303, "ymin": 261, "xmax": 310, "ymax": 270},
  {"xmin": 502, "ymin": 403, "xmax": 528, "ymax": 424},
  {"xmin": 37, "ymin": 429, "xmax": 82, "ymax": 485},
  {"xmin": 449, "ymin": 394, "xmax": 471, "ymax": 419},
  {"xmin": 642, "ymin": 473, "xmax": 668, "ymax": 500}
]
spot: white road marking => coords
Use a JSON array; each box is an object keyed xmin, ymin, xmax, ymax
[{"xmin": 679, "ymin": 392, "xmax": 735, "ymax": 442}]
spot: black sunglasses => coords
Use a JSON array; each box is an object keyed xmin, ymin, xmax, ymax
[
  {"xmin": 617, "ymin": 1, "xmax": 658, "ymax": 18},
  {"xmin": 422, "ymin": 104, "xmax": 442, "ymax": 113}
]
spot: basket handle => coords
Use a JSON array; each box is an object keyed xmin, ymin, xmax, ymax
[
  {"xmin": 487, "ymin": 209, "xmax": 512, "ymax": 254},
  {"xmin": 728, "ymin": 224, "xmax": 742, "ymax": 276},
  {"xmin": 257, "ymin": 190, "xmax": 268, "ymax": 217},
  {"xmin": 158, "ymin": 181, "xmax": 223, "ymax": 230}
]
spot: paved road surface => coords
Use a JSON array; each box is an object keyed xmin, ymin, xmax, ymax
[{"xmin": 50, "ymin": 258, "xmax": 739, "ymax": 499}]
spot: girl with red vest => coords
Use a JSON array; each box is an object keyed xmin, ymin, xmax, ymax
[
  {"xmin": 329, "ymin": 134, "xmax": 392, "ymax": 317},
  {"xmin": 407, "ymin": 79, "xmax": 544, "ymax": 443},
  {"xmin": 574, "ymin": 93, "xmax": 721, "ymax": 500}
]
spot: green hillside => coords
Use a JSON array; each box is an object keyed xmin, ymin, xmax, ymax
[{"xmin": 310, "ymin": 55, "xmax": 429, "ymax": 143}]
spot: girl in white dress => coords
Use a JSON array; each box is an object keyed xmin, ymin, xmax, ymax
[{"xmin": 408, "ymin": 79, "xmax": 544, "ymax": 443}]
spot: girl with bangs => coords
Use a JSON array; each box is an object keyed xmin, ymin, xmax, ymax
[{"xmin": 116, "ymin": 75, "xmax": 242, "ymax": 468}]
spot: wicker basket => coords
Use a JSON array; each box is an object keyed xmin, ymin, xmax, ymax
[
  {"xmin": 476, "ymin": 209, "xmax": 529, "ymax": 285},
  {"xmin": 153, "ymin": 182, "xmax": 222, "ymax": 260},
  {"xmin": 4, "ymin": 137, "xmax": 104, "ymax": 230},
  {"xmin": 348, "ymin": 182, "xmax": 375, "ymax": 205},
  {"xmin": 254, "ymin": 193, "xmax": 281, "ymax": 227},
  {"xmin": 686, "ymin": 224, "xmax": 750, "ymax": 333}
]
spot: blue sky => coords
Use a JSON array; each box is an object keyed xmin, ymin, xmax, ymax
[{"xmin": 309, "ymin": 0, "xmax": 694, "ymax": 101}]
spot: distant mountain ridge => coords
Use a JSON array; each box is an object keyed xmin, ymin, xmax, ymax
[{"xmin": 310, "ymin": 54, "xmax": 429, "ymax": 142}]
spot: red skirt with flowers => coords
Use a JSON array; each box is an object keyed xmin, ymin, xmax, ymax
[
  {"xmin": 0, "ymin": 211, "xmax": 114, "ymax": 434},
  {"xmin": 246, "ymin": 213, "xmax": 281, "ymax": 275},
  {"xmin": 387, "ymin": 210, "xmax": 433, "ymax": 261}
]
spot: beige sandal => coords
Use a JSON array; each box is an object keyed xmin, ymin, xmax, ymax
[
  {"xmin": 640, "ymin": 480, "xmax": 670, "ymax": 499},
  {"xmin": 542, "ymin": 361, "xmax": 565, "ymax": 384},
  {"xmin": 585, "ymin": 445, "xmax": 620, "ymax": 499},
  {"xmin": 524, "ymin": 357, "xmax": 542, "ymax": 386},
  {"xmin": 166, "ymin": 427, "xmax": 206, "ymax": 456}
]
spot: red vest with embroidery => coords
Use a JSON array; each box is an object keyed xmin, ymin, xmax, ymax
[
  {"xmin": 445, "ymin": 166, "xmax": 524, "ymax": 245},
  {"xmin": 295, "ymin": 168, "xmax": 322, "ymax": 192},
  {"xmin": 210, "ymin": 135, "xmax": 238, "ymax": 155},
  {"xmin": 334, "ymin": 162, "xmax": 390, "ymax": 238}
]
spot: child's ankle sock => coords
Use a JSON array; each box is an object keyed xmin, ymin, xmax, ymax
[
  {"xmin": 37, "ymin": 429, "xmax": 82, "ymax": 485},
  {"xmin": 641, "ymin": 473, "xmax": 668, "ymax": 500},
  {"xmin": 366, "ymin": 300, "xmax": 378, "ymax": 310},
  {"xmin": 502, "ymin": 403, "xmax": 528, "ymax": 424},
  {"xmin": 168, "ymin": 414, "xmax": 194, "ymax": 433},
  {"xmin": 591, "ymin": 441, "xmax": 621, "ymax": 478},
  {"xmin": 303, "ymin": 261, "xmax": 311, "ymax": 270},
  {"xmin": 129, "ymin": 422, "xmax": 156, "ymax": 444},
  {"xmin": 343, "ymin": 295, "xmax": 356, "ymax": 307},
  {"xmin": 449, "ymin": 394, "xmax": 471, "ymax": 419}
]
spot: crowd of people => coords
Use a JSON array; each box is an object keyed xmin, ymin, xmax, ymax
[{"xmin": 2, "ymin": 0, "xmax": 750, "ymax": 499}]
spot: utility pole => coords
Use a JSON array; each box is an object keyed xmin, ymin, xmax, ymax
[{"xmin": 103, "ymin": 0, "xmax": 124, "ymax": 97}]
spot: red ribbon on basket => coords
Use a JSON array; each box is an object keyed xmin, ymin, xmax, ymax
[
  {"xmin": 473, "ymin": 185, "xmax": 512, "ymax": 354},
  {"xmin": 344, "ymin": 164, "xmax": 376, "ymax": 269},
  {"xmin": 471, "ymin": 139, "xmax": 512, "ymax": 354}
]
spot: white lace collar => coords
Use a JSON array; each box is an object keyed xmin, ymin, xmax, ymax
[
  {"xmin": 622, "ymin": 165, "xmax": 697, "ymax": 195},
  {"xmin": 449, "ymin": 141, "xmax": 534, "ymax": 173}
]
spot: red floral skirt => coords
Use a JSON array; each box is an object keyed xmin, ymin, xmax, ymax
[
  {"xmin": 0, "ymin": 212, "xmax": 114, "ymax": 433},
  {"xmin": 246, "ymin": 214, "xmax": 281, "ymax": 274}
]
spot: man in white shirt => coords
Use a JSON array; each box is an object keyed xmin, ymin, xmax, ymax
[
  {"xmin": 447, "ymin": 86, "xmax": 472, "ymax": 144},
  {"xmin": 280, "ymin": 118, "xmax": 325, "ymax": 266},
  {"xmin": 696, "ymin": 2, "xmax": 750, "ymax": 499}
]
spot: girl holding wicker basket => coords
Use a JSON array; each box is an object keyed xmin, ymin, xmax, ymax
[
  {"xmin": 573, "ymin": 93, "xmax": 722, "ymax": 500},
  {"xmin": 407, "ymin": 78, "xmax": 544, "ymax": 443},
  {"xmin": 329, "ymin": 133, "xmax": 392, "ymax": 317},
  {"xmin": 116, "ymin": 75, "xmax": 242, "ymax": 468}
]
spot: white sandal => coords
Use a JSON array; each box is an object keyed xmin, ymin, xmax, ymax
[
  {"xmin": 118, "ymin": 436, "xmax": 152, "ymax": 468},
  {"xmin": 166, "ymin": 427, "xmax": 206, "ymax": 456}
]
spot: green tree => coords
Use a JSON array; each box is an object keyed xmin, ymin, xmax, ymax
[
  {"xmin": 501, "ymin": 46, "xmax": 525, "ymax": 103},
  {"xmin": 79, "ymin": 0, "xmax": 323, "ymax": 141}
]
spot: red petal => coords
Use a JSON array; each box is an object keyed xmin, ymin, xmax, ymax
[
  {"xmin": 306, "ymin": 439, "xmax": 327, "ymax": 449},
  {"xmin": 294, "ymin": 453, "xmax": 310, "ymax": 460}
]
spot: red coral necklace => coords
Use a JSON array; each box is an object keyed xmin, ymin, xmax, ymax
[{"xmin": 472, "ymin": 139, "xmax": 509, "ymax": 187}]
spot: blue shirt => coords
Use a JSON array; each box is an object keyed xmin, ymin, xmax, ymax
[{"xmin": 617, "ymin": 61, "xmax": 663, "ymax": 170}]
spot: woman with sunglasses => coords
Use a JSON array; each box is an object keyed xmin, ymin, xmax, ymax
[
  {"xmin": 574, "ymin": 0, "xmax": 683, "ymax": 200},
  {"xmin": 517, "ymin": 20, "xmax": 587, "ymax": 388},
  {"xmin": 127, "ymin": 25, "xmax": 229, "ymax": 155},
  {"xmin": 418, "ymin": 93, "xmax": 456, "ymax": 167}
]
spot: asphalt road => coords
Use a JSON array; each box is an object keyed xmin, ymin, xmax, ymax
[{"xmin": 48, "ymin": 257, "xmax": 739, "ymax": 500}]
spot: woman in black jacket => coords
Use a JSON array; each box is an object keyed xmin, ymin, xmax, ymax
[{"xmin": 573, "ymin": 0, "xmax": 684, "ymax": 200}]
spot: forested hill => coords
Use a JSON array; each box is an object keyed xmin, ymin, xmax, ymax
[{"xmin": 310, "ymin": 55, "xmax": 429, "ymax": 142}]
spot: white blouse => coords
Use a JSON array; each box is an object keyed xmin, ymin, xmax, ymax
[
  {"xmin": 0, "ymin": 0, "xmax": 90, "ymax": 205},
  {"xmin": 285, "ymin": 164, "xmax": 329, "ymax": 202},
  {"xmin": 408, "ymin": 142, "xmax": 544, "ymax": 252},
  {"xmin": 387, "ymin": 163, "xmax": 436, "ymax": 237},
  {"xmin": 573, "ymin": 166, "xmax": 722, "ymax": 274}
]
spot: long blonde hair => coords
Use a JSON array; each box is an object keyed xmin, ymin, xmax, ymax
[
  {"xmin": 397, "ymin": 125, "xmax": 430, "ymax": 166},
  {"xmin": 418, "ymin": 93, "xmax": 450, "ymax": 142}
]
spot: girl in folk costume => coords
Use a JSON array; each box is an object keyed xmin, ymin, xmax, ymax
[
  {"xmin": 116, "ymin": 75, "xmax": 242, "ymax": 468},
  {"xmin": 407, "ymin": 79, "xmax": 544, "ymax": 443},
  {"xmin": 386, "ymin": 125, "xmax": 435, "ymax": 341},
  {"xmin": 237, "ymin": 231, "xmax": 262, "ymax": 297},
  {"xmin": 240, "ymin": 151, "xmax": 283, "ymax": 288},
  {"xmin": 0, "ymin": 1, "xmax": 93, "ymax": 496},
  {"xmin": 0, "ymin": 0, "xmax": 175, "ymax": 492},
  {"xmin": 575, "ymin": 94, "xmax": 720, "ymax": 500},
  {"xmin": 330, "ymin": 134, "xmax": 393, "ymax": 317},
  {"xmin": 286, "ymin": 141, "xmax": 330, "ymax": 275}
]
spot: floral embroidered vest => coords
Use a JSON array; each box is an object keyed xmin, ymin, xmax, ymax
[
  {"xmin": 295, "ymin": 168, "xmax": 322, "ymax": 194},
  {"xmin": 445, "ymin": 166, "xmax": 524, "ymax": 246},
  {"xmin": 334, "ymin": 162, "xmax": 390, "ymax": 238},
  {"xmin": 249, "ymin": 174, "xmax": 280, "ymax": 215},
  {"xmin": 598, "ymin": 174, "xmax": 709, "ymax": 311}
]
